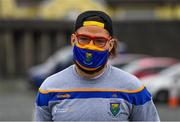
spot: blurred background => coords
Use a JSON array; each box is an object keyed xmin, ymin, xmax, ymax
[{"xmin": 0, "ymin": 0, "xmax": 180, "ymax": 121}]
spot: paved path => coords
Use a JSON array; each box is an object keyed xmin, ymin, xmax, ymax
[{"xmin": 0, "ymin": 79, "xmax": 35, "ymax": 121}]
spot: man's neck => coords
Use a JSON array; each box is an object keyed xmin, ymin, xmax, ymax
[{"xmin": 75, "ymin": 65, "xmax": 107, "ymax": 79}]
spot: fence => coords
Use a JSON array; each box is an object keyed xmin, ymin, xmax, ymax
[
  {"xmin": 0, "ymin": 20, "xmax": 73, "ymax": 78},
  {"xmin": 0, "ymin": 20, "xmax": 180, "ymax": 78}
]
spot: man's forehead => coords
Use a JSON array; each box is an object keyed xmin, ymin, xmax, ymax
[{"xmin": 76, "ymin": 26, "xmax": 110, "ymax": 36}]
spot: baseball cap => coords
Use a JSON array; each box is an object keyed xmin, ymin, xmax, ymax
[{"xmin": 74, "ymin": 10, "xmax": 113, "ymax": 36}]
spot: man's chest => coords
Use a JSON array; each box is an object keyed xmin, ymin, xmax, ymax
[{"xmin": 50, "ymin": 98, "xmax": 131, "ymax": 121}]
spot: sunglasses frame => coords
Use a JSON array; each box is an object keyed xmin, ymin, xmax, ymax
[{"xmin": 75, "ymin": 32, "xmax": 112, "ymax": 48}]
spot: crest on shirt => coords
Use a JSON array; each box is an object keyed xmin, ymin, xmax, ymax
[{"xmin": 109, "ymin": 102, "xmax": 120, "ymax": 117}]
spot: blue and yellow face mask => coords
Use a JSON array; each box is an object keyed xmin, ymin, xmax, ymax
[{"xmin": 73, "ymin": 43, "xmax": 109, "ymax": 71}]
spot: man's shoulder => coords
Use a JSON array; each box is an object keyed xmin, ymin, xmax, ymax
[
  {"xmin": 39, "ymin": 65, "xmax": 74, "ymax": 90},
  {"xmin": 110, "ymin": 66, "xmax": 152, "ymax": 105},
  {"xmin": 110, "ymin": 66, "xmax": 143, "ymax": 91}
]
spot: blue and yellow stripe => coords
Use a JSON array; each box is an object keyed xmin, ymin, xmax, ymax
[{"xmin": 36, "ymin": 86, "xmax": 151, "ymax": 106}]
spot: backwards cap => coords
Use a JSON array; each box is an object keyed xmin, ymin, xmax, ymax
[{"xmin": 74, "ymin": 10, "xmax": 113, "ymax": 36}]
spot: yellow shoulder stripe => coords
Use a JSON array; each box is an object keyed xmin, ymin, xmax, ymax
[
  {"xmin": 39, "ymin": 85, "xmax": 145, "ymax": 94},
  {"xmin": 83, "ymin": 21, "xmax": 104, "ymax": 28}
]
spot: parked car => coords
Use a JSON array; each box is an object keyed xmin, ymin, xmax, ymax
[
  {"xmin": 141, "ymin": 63, "xmax": 180, "ymax": 103},
  {"xmin": 27, "ymin": 46, "xmax": 73, "ymax": 88},
  {"xmin": 27, "ymin": 43, "xmax": 127, "ymax": 89},
  {"xmin": 108, "ymin": 53, "xmax": 149, "ymax": 68},
  {"xmin": 121, "ymin": 57, "xmax": 179, "ymax": 78}
]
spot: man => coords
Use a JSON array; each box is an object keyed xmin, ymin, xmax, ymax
[{"xmin": 35, "ymin": 10, "xmax": 160, "ymax": 121}]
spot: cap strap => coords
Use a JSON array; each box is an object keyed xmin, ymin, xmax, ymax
[{"xmin": 83, "ymin": 21, "xmax": 104, "ymax": 28}]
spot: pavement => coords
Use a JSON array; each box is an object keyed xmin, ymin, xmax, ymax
[
  {"xmin": 0, "ymin": 78, "xmax": 180, "ymax": 121},
  {"xmin": 0, "ymin": 79, "xmax": 35, "ymax": 121}
]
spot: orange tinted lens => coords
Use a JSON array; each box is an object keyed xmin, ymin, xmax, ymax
[
  {"xmin": 94, "ymin": 38, "xmax": 107, "ymax": 47},
  {"xmin": 78, "ymin": 35, "xmax": 91, "ymax": 45}
]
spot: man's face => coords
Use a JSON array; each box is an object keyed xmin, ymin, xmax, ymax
[{"xmin": 72, "ymin": 25, "xmax": 114, "ymax": 52}]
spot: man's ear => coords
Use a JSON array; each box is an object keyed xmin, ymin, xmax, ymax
[
  {"xmin": 108, "ymin": 38, "xmax": 115, "ymax": 52},
  {"xmin": 71, "ymin": 34, "xmax": 76, "ymax": 46}
]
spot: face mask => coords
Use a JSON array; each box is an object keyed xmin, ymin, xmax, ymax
[{"xmin": 73, "ymin": 44, "xmax": 109, "ymax": 72}]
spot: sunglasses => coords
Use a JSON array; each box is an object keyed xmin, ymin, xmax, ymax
[{"xmin": 75, "ymin": 33, "xmax": 112, "ymax": 48}]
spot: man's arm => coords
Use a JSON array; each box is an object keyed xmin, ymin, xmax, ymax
[
  {"xmin": 35, "ymin": 90, "xmax": 52, "ymax": 121},
  {"xmin": 130, "ymin": 99, "xmax": 160, "ymax": 121}
]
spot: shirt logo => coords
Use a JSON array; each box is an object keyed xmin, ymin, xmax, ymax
[
  {"xmin": 85, "ymin": 53, "xmax": 92, "ymax": 62},
  {"xmin": 57, "ymin": 94, "xmax": 71, "ymax": 99},
  {"xmin": 110, "ymin": 102, "xmax": 120, "ymax": 117},
  {"xmin": 112, "ymin": 93, "xmax": 118, "ymax": 98}
]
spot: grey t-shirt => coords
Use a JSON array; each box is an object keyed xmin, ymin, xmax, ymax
[{"xmin": 35, "ymin": 65, "xmax": 160, "ymax": 121}]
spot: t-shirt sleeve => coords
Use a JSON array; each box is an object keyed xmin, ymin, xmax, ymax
[
  {"xmin": 129, "ymin": 88, "xmax": 160, "ymax": 121},
  {"xmin": 35, "ymin": 90, "xmax": 52, "ymax": 121},
  {"xmin": 35, "ymin": 79, "xmax": 52, "ymax": 121}
]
